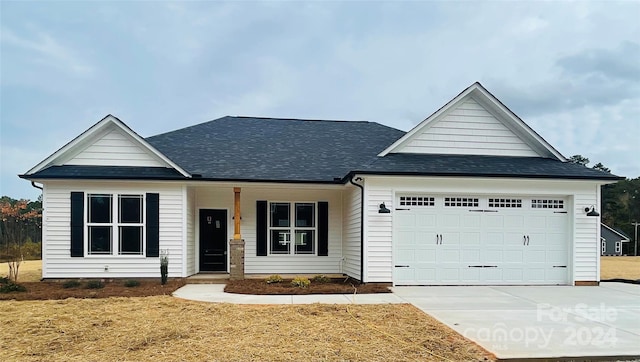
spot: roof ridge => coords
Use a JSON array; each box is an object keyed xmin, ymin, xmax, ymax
[{"xmin": 228, "ymin": 115, "xmax": 372, "ymax": 123}]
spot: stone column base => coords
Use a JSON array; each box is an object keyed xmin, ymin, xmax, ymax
[{"xmin": 229, "ymin": 239, "xmax": 245, "ymax": 280}]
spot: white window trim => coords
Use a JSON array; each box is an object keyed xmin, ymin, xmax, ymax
[
  {"xmin": 615, "ymin": 241, "xmax": 621, "ymax": 253},
  {"xmin": 85, "ymin": 193, "xmax": 146, "ymax": 257},
  {"xmin": 268, "ymin": 201, "xmax": 317, "ymax": 256},
  {"xmin": 601, "ymin": 240, "xmax": 606, "ymax": 254}
]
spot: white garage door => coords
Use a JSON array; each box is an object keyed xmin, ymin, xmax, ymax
[{"xmin": 393, "ymin": 195, "xmax": 569, "ymax": 285}]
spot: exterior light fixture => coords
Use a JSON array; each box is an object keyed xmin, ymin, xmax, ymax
[
  {"xmin": 378, "ymin": 203, "xmax": 391, "ymax": 214},
  {"xmin": 584, "ymin": 206, "xmax": 600, "ymax": 217}
]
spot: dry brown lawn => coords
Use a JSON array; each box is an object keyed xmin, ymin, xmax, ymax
[
  {"xmin": 600, "ymin": 256, "xmax": 640, "ymax": 280},
  {"xmin": 0, "ymin": 259, "xmax": 42, "ymax": 282},
  {"xmin": 0, "ymin": 296, "xmax": 494, "ymax": 362}
]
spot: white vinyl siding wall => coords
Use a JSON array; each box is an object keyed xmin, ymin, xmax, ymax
[
  {"xmin": 66, "ymin": 128, "xmax": 165, "ymax": 167},
  {"xmin": 194, "ymin": 185, "xmax": 343, "ymax": 275},
  {"xmin": 396, "ymin": 99, "xmax": 539, "ymax": 157},
  {"xmin": 42, "ymin": 180, "xmax": 185, "ymax": 278},
  {"xmin": 185, "ymin": 187, "xmax": 196, "ymax": 276},
  {"xmin": 363, "ymin": 176, "xmax": 603, "ymax": 285},
  {"xmin": 342, "ymin": 185, "xmax": 362, "ymax": 280}
]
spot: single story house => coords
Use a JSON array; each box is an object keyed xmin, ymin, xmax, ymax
[
  {"xmin": 21, "ymin": 82, "xmax": 622, "ymax": 285},
  {"xmin": 601, "ymin": 223, "xmax": 630, "ymax": 256}
]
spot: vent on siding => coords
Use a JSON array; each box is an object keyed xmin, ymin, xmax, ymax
[
  {"xmin": 531, "ymin": 199, "xmax": 564, "ymax": 209},
  {"xmin": 399, "ymin": 196, "xmax": 434, "ymax": 206},
  {"xmin": 488, "ymin": 198, "xmax": 522, "ymax": 208},
  {"xmin": 444, "ymin": 197, "xmax": 479, "ymax": 207}
]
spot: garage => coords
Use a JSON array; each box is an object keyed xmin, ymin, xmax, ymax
[{"xmin": 393, "ymin": 194, "xmax": 570, "ymax": 285}]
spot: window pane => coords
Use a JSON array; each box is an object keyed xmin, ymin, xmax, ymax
[
  {"xmin": 89, "ymin": 226, "xmax": 112, "ymax": 254},
  {"xmin": 119, "ymin": 195, "xmax": 142, "ymax": 223},
  {"xmin": 294, "ymin": 230, "xmax": 315, "ymax": 254},
  {"xmin": 295, "ymin": 203, "xmax": 314, "ymax": 227},
  {"xmin": 270, "ymin": 203, "xmax": 290, "ymax": 227},
  {"xmin": 89, "ymin": 194, "xmax": 112, "ymax": 223},
  {"xmin": 120, "ymin": 226, "xmax": 142, "ymax": 254},
  {"xmin": 270, "ymin": 230, "xmax": 290, "ymax": 254}
]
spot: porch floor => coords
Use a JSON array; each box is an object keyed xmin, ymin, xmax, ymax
[{"xmin": 186, "ymin": 273, "xmax": 230, "ymax": 284}]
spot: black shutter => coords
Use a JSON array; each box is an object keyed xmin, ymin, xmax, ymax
[
  {"xmin": 146, "ymin": 193, "xmax": 160, "ymax": 257},
  {"xmin": 318, "ymin": 201, "xmax": 329, "ymax": 256},
  {"xmin": 70, "ymin": 192, "xmax": 84, "ymax": 257},
  {"xmin": 256, "ymin": 200, "xmax": 267, "ymax": 256}
]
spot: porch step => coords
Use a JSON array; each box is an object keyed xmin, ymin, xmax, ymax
[{"xmin": 186, "ymin": 273, "xmax": 230, "ymax": 284}]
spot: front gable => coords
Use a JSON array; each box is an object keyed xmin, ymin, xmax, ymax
[
  {"xmin": 24, "ymin": 115, "xmax": 190, "ymax": 177},
  {"xmin": 379, "ymin": 82, "xmax": 566, "ymax": 160}
]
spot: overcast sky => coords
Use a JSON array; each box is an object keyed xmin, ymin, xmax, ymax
[{"xmin": 1, "ymin": 1, "xmax": 639, "ymax": 200}]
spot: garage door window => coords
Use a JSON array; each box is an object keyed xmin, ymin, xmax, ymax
[
  {"xmin": 399, "ymin": 196, "xmax": 434, "ymax": 206},
  {"xmin": 531, "ymin": 199, "xmax": 564, "ymax": 209},
  {"xmin": 444, "ymin": 197, "xmax": 478, "ymax": 207},
  {"xmin": 488, "ymin": 198, "xmax": 522, "ymax": 208}
]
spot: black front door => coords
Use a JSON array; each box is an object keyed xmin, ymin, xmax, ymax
[{"xmin": 199, "ymin": 209, "xmax": 227, "ymax": 272}]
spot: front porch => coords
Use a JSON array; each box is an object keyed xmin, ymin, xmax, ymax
[{"xmin": 184, "ymin": 182, "xmax": 362, "ymax": 281}]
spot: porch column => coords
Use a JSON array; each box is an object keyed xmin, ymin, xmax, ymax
[{"xmin": 229, "ymin": 187, "xmax": 245, "ymax": 280}]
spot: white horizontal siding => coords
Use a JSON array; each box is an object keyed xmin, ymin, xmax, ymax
[
  {"xmin": 186, "ymin": 187, "xmax": 196, "ymax": 276},
  {"xmin": 41, "ymin": 181, "xmax": 185, "ymax": 278},
  {"xmin": 66, "ymin": 128, "xmax": 165, "ymax": 167},
  {"xmin": 195, "ymin": 186, "xmax": 343, "ymax": 275},
  {"xmin": 342, "ymin": 185, "xmax": 362, "ymax": 280},
  {"xmin": 363, "ymin": 176, "xmax": 604, "ymax": 284},
  {"xmin": 364, "ymin": 186, "xmax": 394, "ymax": 282},
  {"xmin": 396, "ymin": 99, "xmax": 539, "ymax": 157}
]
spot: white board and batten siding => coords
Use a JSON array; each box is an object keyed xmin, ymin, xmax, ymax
[
  {"xmin": 66, "ymin": 128, "xmax": 166, "ymax": 167},
  {"xmin": 193, "ymin": 186, "xmax": 344, "ymax": 275},
  {"xmin": 393, "ymin": 99, "xmax": 539, "ymax": 157},
  {"xmin": 362, "ymin": 176, "xmax": 602, "ymax": 285},
  {"xmin": 341, "ymin": 185, "xmax": 362, "ymax": 280},
  {"xmin": 42, "ymin": 181, "xmax": 185, "ymax": 278}
]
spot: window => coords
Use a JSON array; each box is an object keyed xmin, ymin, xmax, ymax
[
  {"xmin": 269, "ymin": 202, "xmax": 316, "ymax": 255},
  {"xmin": 615, "ymin": 242, "xmax": 621, "ymax": 253},
  {"xmin": 399, "ymin": 196, "xmax": 434, "ymax": 206},
  {"xmin": 531, "ymin": 199, "xmax": 564, "ymax": 209},
  {"xmin": 488, "ymin": 198, "xmax": 522, "ymax": 208},
  {"xmin": 87, "ymin": 194, "xmax": 144, "ymax": 255},
  {"xmin": 444, "ymin": 197, "xmax": 479, "ymax": 207},
  {"xmin": 602, "ymin": 241, "xmax": 606, "ymax": 254}
]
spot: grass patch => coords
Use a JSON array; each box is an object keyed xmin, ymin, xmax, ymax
[
  {"xmin": 601, "ymin": 256, "xmax": 640, "ymax": 280},
  {"xmin": 0, "ymin": 259, "xmax": 41, "ymax": 283},
  {"xmin": 0, "ymin": 296, "xmax": 494, "ymax": 361}
]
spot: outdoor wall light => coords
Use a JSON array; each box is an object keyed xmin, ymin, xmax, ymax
[
  {"xmin": 378, "ymin": 203, "xmax": 391, "ymax": 214},
  {"xmin": 584, "ymin": 205, "xmax": 600, "ymax": 217}
]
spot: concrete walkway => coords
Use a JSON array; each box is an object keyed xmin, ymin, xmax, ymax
[{"xmin": 173, "ymin": 282, "xmax": 640, "ymax": 360}]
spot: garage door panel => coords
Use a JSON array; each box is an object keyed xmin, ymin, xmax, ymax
[{"xmin": 393, "ymin": 195, "xmax": 569, "ymax": 286}]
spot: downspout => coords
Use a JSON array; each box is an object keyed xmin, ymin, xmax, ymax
[{"xmin": 349, "ymin": 175, "xmax": 365, "ymax": 282}]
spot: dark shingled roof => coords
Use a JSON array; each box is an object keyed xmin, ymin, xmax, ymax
[
  {"xmin": 27, "ymin": 166, "xmax": 185, "ymax": 180},
  {"xmin": 25, "ymin": 116, "xmax": 623, "ymax": 182},
  {"xmin": 145, "ymin": 116, "xmax": 405, "ymax": 182},
  {"xmin": 353, "ymin": 153, "xmax": 622, "ymax": 180}
]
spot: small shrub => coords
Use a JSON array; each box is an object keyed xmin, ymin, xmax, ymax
[
  {"xmin": 124, "ymin": 279, "xmax": 140, "ymax": 288},
  {"xmin": 160, "ymin": 250, "xmax": 169, "ymax": 285},
  {"xmin": 86, "ymin": 280, "xmax": 105, "ymax": 289},
  {"xmin": 0, "ymin": 276, "xmax": 9, "ymax": 285},
  {"xmin": 266, "ymin": 275, "xmax": 283, "ymax": 284},
  {"xmin": 62, "ymin": 280, "xmax": 82, "ymax": 289},
  {"xmin": 0, "ymin": 282, "xmax": 27, "ymax": 293},
  {"xmin": 312, "ymin": 274, "xmax": 331, "ymax": 284},
  {"xmin": 291, "ymin": 276, "xmax": 311, "ymax": 288}
]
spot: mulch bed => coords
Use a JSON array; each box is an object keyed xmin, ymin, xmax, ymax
[
  {"xmin": 225, "ymin": 278, "xmax": 391, "ymax": 295},
  {"xmin": 0, "ymin": 279, "xmax": 185, "ymax": 301}
]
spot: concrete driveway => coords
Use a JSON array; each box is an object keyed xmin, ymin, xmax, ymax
[{"xmin": 392, "ymin": 282, "xmax": 640, "ymax": 360}]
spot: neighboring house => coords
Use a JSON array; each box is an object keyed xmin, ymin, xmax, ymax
[
  {"xmin": 601, "ymin": 224, "xmax": 630, "ymax": 256},
  {"xmin": 21, "ymin": 82, "xmax": 622, "ymax": 286}
]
